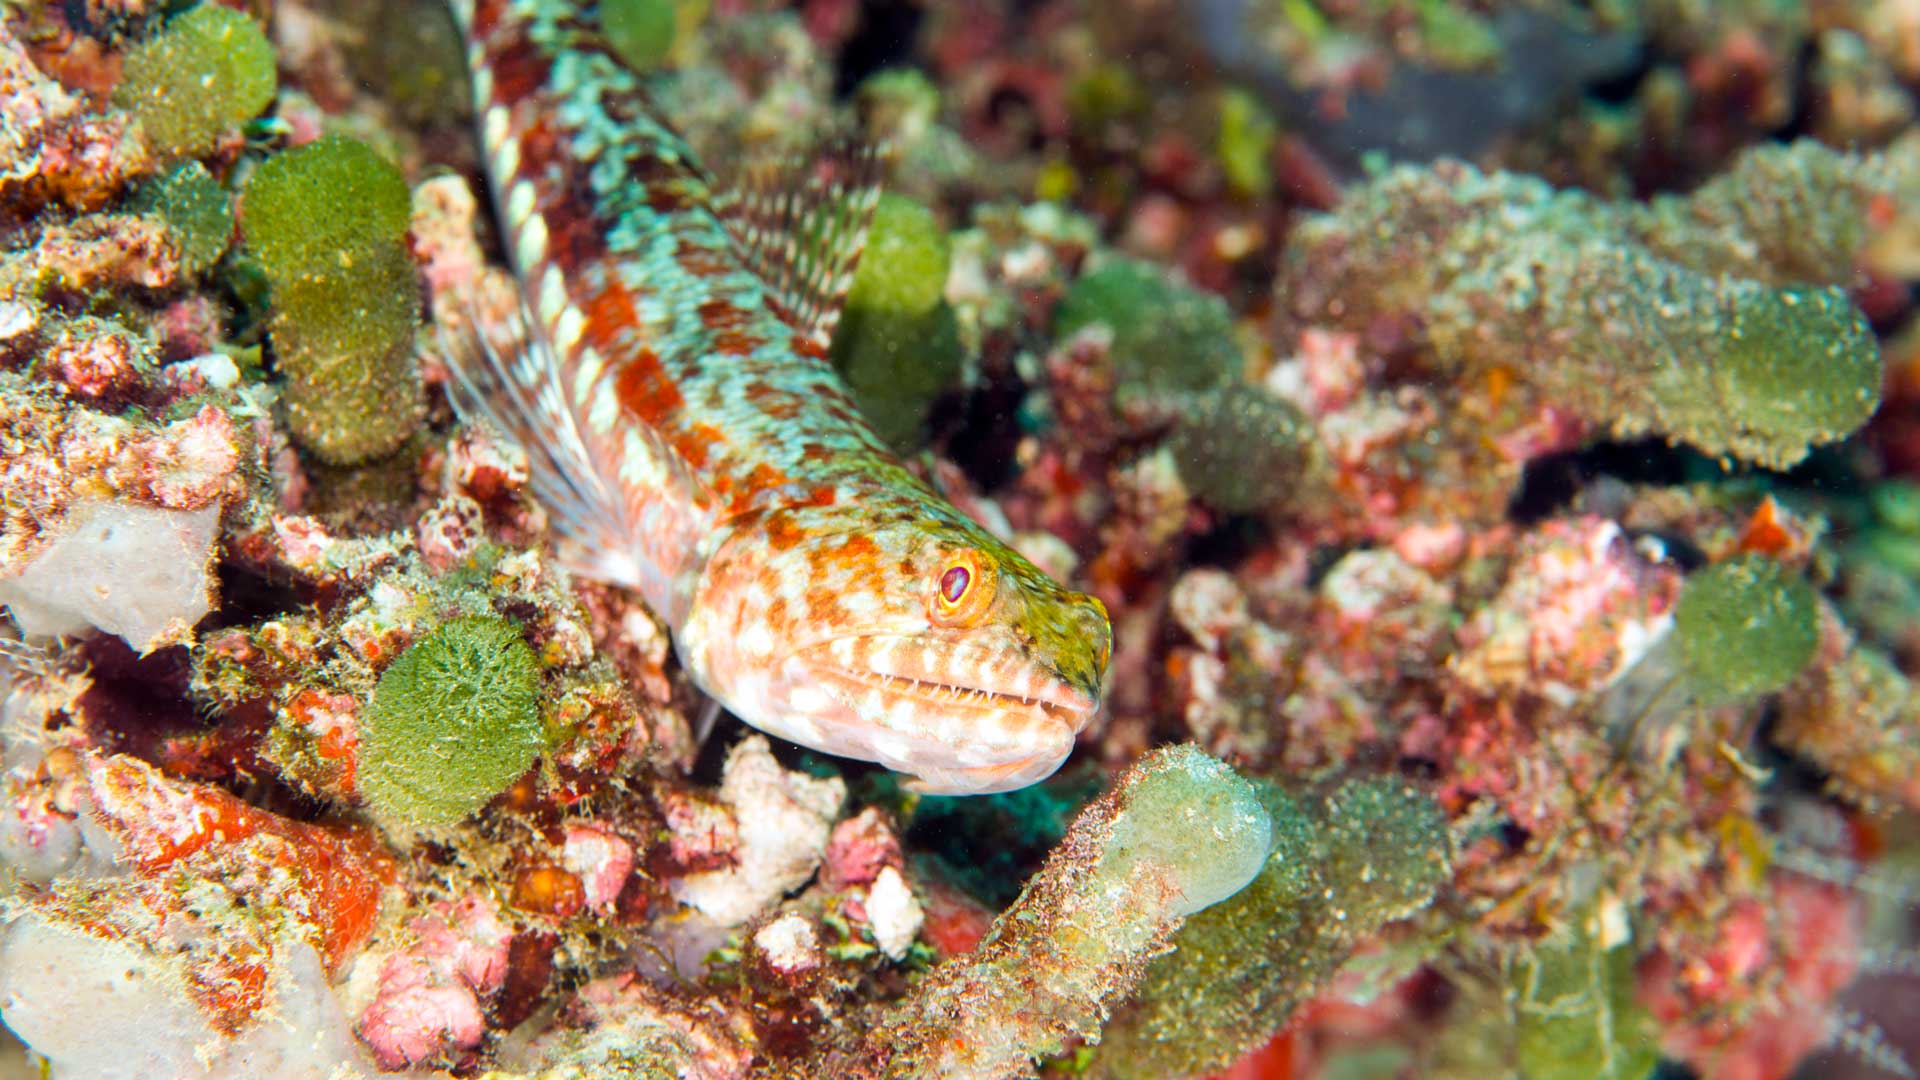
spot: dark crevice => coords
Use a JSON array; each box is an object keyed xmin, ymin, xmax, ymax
[
  {"xmin": 202, "ymin": 558, "xmax": 309, "ymax": 631},
  {"xmin": 833, "ymin": 0, "xmax": 925, "ymax": 97},
  {"xmin": 1507, "ymin": 438, "xmax": 1713, "ymax": 524},
  {"xmin": 934, "ymin": 375, "xmax": 1030, "ymax": 493},
  {"xmin": 1187, "ymin": 514, "xmax": 1270, "ymax": 569}
]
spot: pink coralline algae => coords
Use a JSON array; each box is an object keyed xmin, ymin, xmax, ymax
[
  {"xmin": 1452, "ymin": 518, "xmax": 1681, "ymax": 702},
  {"xmin": 355, "ymin": 896, "xmax": 512, "ymax": 1069},
  {"xmin": 0, "ymin": 17, "xmax": 149, "ymax": 213}
]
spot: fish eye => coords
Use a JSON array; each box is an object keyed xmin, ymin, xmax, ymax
[
  {"xmin": 931, "ymin": 551, "xmax": 994, "ymax": 625},
  {"xmin": 939, "ymin": 564, "xmax": 971, "ymax": 606}
]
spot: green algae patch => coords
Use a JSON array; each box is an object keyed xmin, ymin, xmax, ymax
[
  {"xmin": 138, "ymin": 162, "xmax": 233, "ymax": 275},
  {"xmin": 833, "ymin": 193, "xmax": 962, "ymax": 450},
  {"xmin": 1505, "ymin": 919, "xmax": 1659, "ymax": 1080},
  {"xmin": 243, "ymin": 135, "xmax": 422, "ymax": 465},
  {"xmin": 1055, "ymin": 258, "xmax": 1241, "ymax": 397},
  {"xmin": 833, "ymin": 303, "xmax": 963, "ymax": 452},
  {"xmin": 1169, "ymin": 384, "xmax": 1311, "ymax": 515},
  {"xmin": 244, "ymin": 137, "xmax": 413, "ymax": 270},
  {"xmin": 602, "ymin": 0, "xmax": 702, "ymax": 71},
  {"xmin": 1714, "ymin": 285, "xmax": 1881, "ymax": 466},
  {"xmin": 1216, "ymin": 88, "xmax": 1276, "ymax": 198},
  {"xmin": 114, "ymin": 4, "xmax": 277, "ymax": 159},
  {"xmin": 360, "ymin": 616, "xmax": 548, "ymax": 830},
  {"xmin": 1674, "ymin": 553, "xmax": 1820, "ymax": 702},
  {"xmin": 847, "ymin": 194, "xmax": 951, "ymax": 316}
]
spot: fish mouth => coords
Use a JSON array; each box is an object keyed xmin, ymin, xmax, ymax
[
  {"xmin": 822, "ymin": 667, "xmax": 1090, "ymax": 727},
  {"xmin": 793, "ymin": 638, "xmax": 1099, "ymax": 733}
]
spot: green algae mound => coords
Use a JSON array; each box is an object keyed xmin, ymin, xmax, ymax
[
  {"xmin": 847, "ymin": 193, "xmax": 951, "ymax": 316},
  {"xmin": 360, "ymin": 616, "xmax": 548, "ymax": 830},
  {"xmin": 140, "ymin": 162, "xmax": 234, "ymax": 276},
  {"xmin": 602, "ymin": 0, "xmax": 689, "ymax": 71},
  {"xmin": 1094, "ymin": 777, "xmax": 1450, "ymax": 1079},
  {"xmin": 833, "ymin": 193, "xmax": 963, "ymax": 450},
  {"xmin": 1713, "ymin": 285, "xmax": 1880, "ymax": 463},
  {"xmin": 1169, "ymin": 384, "xmax": 1312, "ymax": 515},
  {"xmin": 1055, "ymin": 257, "xmax": 1241, "ymax": 398},
  {"xmin": 1673, "ymin": 553, "xmax": 1820, "ymax": 702},
  {"xmin": 114, "ymin": 4, "xmax": 277, "ymax": 159},
  {"xmin": 1278, "ymin": 139, "xmax": 1894, "ymax": 470},
  {"xmin": 243, "ymin": 135, "xmax": 422, "ymax": 465}
]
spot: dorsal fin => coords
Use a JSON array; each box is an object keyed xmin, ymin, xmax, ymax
[
  {"xmin": 712, "ymin": 135, "xmax": 887, "ymax": 351},
  {"xmin": 438, "ymin": 298, "xmax": 718, "ymax": 621}
]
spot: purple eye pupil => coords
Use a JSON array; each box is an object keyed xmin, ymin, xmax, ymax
[{"xmin": 940, "ymin": 565, "xmax": 970, "ymax": 604}]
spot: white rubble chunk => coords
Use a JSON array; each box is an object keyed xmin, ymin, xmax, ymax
[
  {"xmin": 864, "ymin": 866, "xmax": 925, "ymax": 961},
  {"xmin": 0, "ymin": 916, "xmax": 369, "ymax": 1080},
  {"xmin": 0, "ymin": 499, "xmax": 220, "ymax": 653},
  {"xmin": 669, "ymin": 736, "xmax": 844, "ymax": 926}
]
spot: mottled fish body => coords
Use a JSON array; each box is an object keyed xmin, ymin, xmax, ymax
[{"xmin": 446, "ymin": 0, "xmax": 1110, "ymax": 793}]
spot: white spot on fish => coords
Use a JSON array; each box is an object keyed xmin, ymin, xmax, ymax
[
  {"xmin": 492, "ymin": 139, "xmax": 521, "ymax": 189},
  {"xmin": 507, "ymin": 179, "xmax": 537, "ymax": 226},
  {"xmin": 484, "ymin": 105, "xmax": 510, "ymax": 153},
  {"xmin": 741, "ymin": 622, "xmax": 774, "ymax": 659},
  {"xmin": 539, "ymin": 265, "xmax": 568, "ymax": 325},
  {"xmin": 554, "ymin": 305, "xmax": 586, "ymax": 354},
  {"xmin": 516, "ymin": 214, "xmax": 548, "ymax": 268},
  {"xmin": 788, "ymin": 686, "xmax": 831, "ymax": 715}
]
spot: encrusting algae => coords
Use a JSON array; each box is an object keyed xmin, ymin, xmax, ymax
[{"xmin": 1, "ymin": 0, "xmax": 1920, "ymax": 1078}]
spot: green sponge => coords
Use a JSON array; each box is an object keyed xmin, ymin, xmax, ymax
[
  {"xmin": 1713, "ymin": 285, "xmax": 1881, "ymax": 464},
  {"xmin": 1169, "ymin": 385, "xmax": 1311, "ymax": 514},
  {"xmin": 601, "ymin": 0, "xmax": 689, "ymax": 71},
  {"xmin": 1055, "ymin": 258, "xmax": 1242, "ymax": 398},
  {"xmin": 140, "ymin": 162, "xmax": 234, "ymax": 275},
  {"xmin": 833, "ymin": 193, "xmax": 963, "ymax": 451}
]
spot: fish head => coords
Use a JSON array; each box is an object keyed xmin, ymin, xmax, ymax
[{"xmin": 681, "ymin": 501, "xmax": 1110, "ymax": 794}]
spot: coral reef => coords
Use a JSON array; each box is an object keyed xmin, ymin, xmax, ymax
[
  {"xmin": 1277, "ymin": 140, "xmax": 1892, "ymax": 471},
  {"xmin": 1, "ymin": 1, "xmax": 1919, "ymax": 1078}
]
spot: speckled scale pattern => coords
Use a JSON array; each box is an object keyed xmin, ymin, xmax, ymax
[{"xmin": 446, "ymin": 0, "xmax": 1112, "ymax": 793}]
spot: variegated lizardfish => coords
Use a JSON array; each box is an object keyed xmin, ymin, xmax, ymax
[{"xmin": 443, "ymin": 0, "xmax": 1110, "ymax": 793}]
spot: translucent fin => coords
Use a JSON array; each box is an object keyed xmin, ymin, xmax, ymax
[
  {"xmin": 712, "ymin": 135, "xmax": 887, "ymax": 351},
  {"xmin": 439, "ymin": 303, "xmax": 715, "ymax": 611},
  {"xmin": 1827, "ymin": 1007, "xmax": 1917, "ymax": 1080}
]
